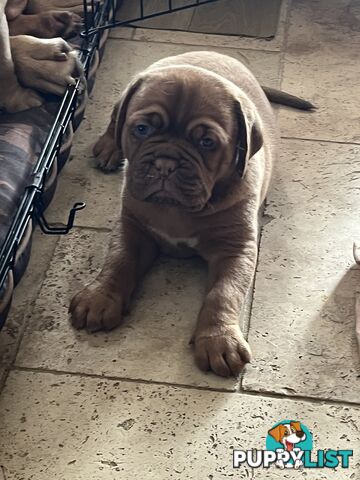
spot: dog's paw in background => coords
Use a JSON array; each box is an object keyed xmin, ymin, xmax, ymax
[
  {"xmin": 192, "ymin": 324, "xmax": 252, "ymax": 377},
  {"xmin": 10, "ymin": 35, "xmax": 82, "ymax": 96},
  {"xmin": 25, "ymin": 0, "xmax": 84, "ymax": 15},
  {"xmin": 8, "ymin": 10, "xmax": 82, "ymax": 38},
  {"xmin": 37, "ymin": 10, "xmax": 82, "ymax": 38}
]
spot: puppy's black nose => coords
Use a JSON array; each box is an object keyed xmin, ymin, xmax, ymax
[
  {"xmin": 296, "ymin": 430, "xmax": 304, "ymax": 438},
  {"xmin": 154, "ymin": 157, "xmax": 178, "ymax": 177}
]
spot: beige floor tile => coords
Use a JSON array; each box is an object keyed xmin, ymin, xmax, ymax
[
  {"xmin": 279, "ymin": 0, "xmax": 360, "ymax": 143},
  {"xmin": 108, "ymin": 26, "xmax": 135, "ymax": 39},
  {"xmin": 243, "ymin": 139, "xmax": 360, "ymax": 403},
  {"xmin": 132, "ymin": 0, "xmax": 289, "ymax": 51},
  {"xmin": 102, "ymin": 38, "xmax": 281, "ymax": 86},
  {"xmin": 189, "ymin": 0, "xmax": 282, "ymax": 38},
  {"xmin": 48, "ymin": 38, "xmax": 280, "ymax": 230},
  {"xmin": 15, "ymin": 229, "xmax": 242, "ymax": 390},
  {"xmin": 0, "ymin": 370, "xmax": 359, "ymax": 479},
  {"xmin": 0, "ymin": 231, "xmax": 58, "ymax": 366}
]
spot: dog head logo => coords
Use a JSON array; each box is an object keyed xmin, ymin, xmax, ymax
[
  {"xmin": 266, "ymin": 420, "xmax": 313, "ymax": 469},
  {"xmin": 268, "ymin": 421, "xmax": 306, "ymax": 451}
]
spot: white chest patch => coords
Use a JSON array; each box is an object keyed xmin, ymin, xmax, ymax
[{"xmin": 149, "ymin": 226, "xmax": 198, "ymax": 249}]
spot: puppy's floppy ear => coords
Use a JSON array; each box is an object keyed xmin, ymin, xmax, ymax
[
  {"xmin": 268, "ymin": 424, "xmax": 285, "ymax": 443},
  {"xmin": 234, "ymin": 99, "xmax": 263, "ymax": 178},
  {"xmin": 114, "ymin": 75, "xmax": 144, "ymax": 152},
  {"xmin": 290, "ymin": 421, "xmax": 302, "ymax": 431}
]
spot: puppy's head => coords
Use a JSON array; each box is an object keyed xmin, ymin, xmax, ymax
[
  {"xmin": 268, "ymin": 422, "xmax": 306, "ymax": 450},
  {"xmin": 115, "ymin": 65, "xmax": 263, "ymax": 212}
]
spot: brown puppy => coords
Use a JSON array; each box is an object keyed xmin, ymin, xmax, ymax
[{"xmin": 70, "ymin": 51, "xmax": 278, "ymax": 377}]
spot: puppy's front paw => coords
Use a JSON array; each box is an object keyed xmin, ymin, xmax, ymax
[
  {"xmin": 69, "ymin": 283, "xmax": 123, "ymax": 332},
  {"xmin": 93, "ymin": 132, "xmax": 124, "ymax": 172},
  {"xmin": 193, "ymin": 324, "xmax": 251, "ymax": 377}
]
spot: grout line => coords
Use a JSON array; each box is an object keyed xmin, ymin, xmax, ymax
[
  {"xmin": 281, "ymin": 135, "xmax": 360, "ymax": 146},
  {"xmin": 73, "ymin": 224, "xmax": 113, "ymax": 233},
  {"xmin": 279, "ymin": 0, "xmax": 293, "ymax": 90},
  {"xmin": 238, "ymin": 205, "xmax": 268, "ymax": 391},
  {"xmin": 13, "ymin": 365, "xmax": 236, "ymax": 394},
  {"xmin": 0, "ymin": 365, "xmax": 10, "ymax": 396},
  {"xmin": 11, "ymin": 365, "xmax": 360, "ymax": 408},
  {"xmin": 110, "ymin": 34, "xmax": 281, "ymax": 54},
  {"xmin": 0, "ymin": 465, "xmax": 7, "ymax": 480},
  {"xmin": 187, "ymin": 2, "xmax": 197, "ymax": 30},
  {"xmin": 241, "ymin": 387, "xmax": 360, "ymax": 409},
  {"xmin": 109, "ymin": 27, "xmax": 136, "ymax": 40}
]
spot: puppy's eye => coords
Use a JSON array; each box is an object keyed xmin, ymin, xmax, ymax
[
  {"xmin": 133, "ymin": 124, "xmax": 154, "ymax": 138},
  {"xmin": 199, "ymin": 137, "xmax": 216, "ymax": 149},
  {"xmin": 283, "ymin": 431, "xmax": 289, "ymax": 437}
]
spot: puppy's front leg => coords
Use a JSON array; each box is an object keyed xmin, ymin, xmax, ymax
[
  {"xmin": 70, "ymin": 214, "xmax": 158, "ymax": 332},
  {"xmin": 193, "ymin": 235, "xmax": 258, "ymax": 377}
]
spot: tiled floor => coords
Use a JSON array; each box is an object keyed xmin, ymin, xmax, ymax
[{"xmin": 1, "ymin": 1, "xmax": 360, "ymax": 478}]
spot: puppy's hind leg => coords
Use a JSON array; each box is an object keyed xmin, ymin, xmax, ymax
[{"xmin": 0, "ymin": 0, "xmax": 42, "ymax": 112}]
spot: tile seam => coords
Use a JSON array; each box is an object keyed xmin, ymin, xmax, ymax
[
  {"xmin": 10, "ymin": 365, "xmax": 360, "ymax": 408},
  {"xmin": 109, "ymin": 35, "xmax": 281, "ymax": 54}
]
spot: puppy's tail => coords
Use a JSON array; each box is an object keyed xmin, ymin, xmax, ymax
[{"xmin": 262, "ymin": 86, "xmax": 316, "ymax": 111}]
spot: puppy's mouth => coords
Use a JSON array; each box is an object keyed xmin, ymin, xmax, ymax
[
  {"xmin": 145, "ymin": 190, "xmax": 205, "ymax": 212},
  {"xmin": 147, "ymin": 191, "xmax": 182, "ymax": 207},
  {"xmin": 134, "ymin": 174, "xmax": 206, "ymax": 210},
  {"xmin": 285, "ymin": 440, "xmax": 294, "ymax": 451}
]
